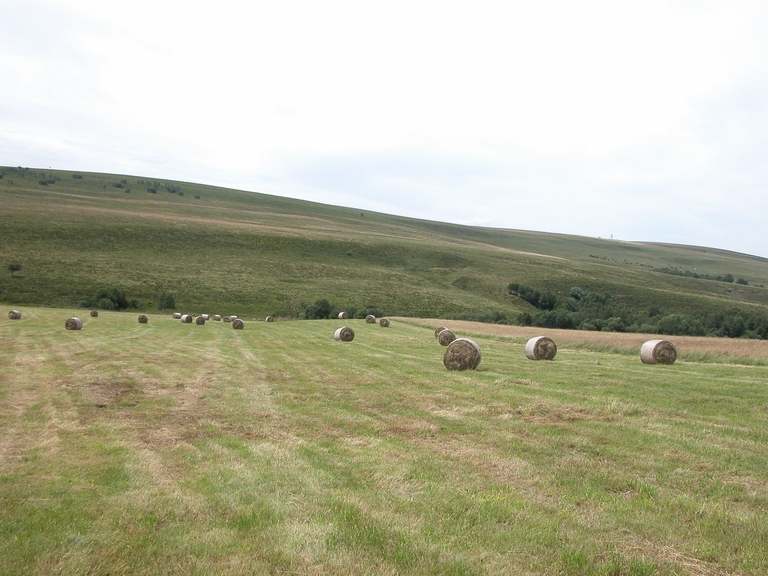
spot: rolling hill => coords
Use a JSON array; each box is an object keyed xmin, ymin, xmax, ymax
[{"xmin": 2, "ymin": 166, "xmax": 768, "ymax": 336}]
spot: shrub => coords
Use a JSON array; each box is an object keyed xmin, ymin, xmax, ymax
[{"xmin": 158, "ymin": 292, "xmax": 176, "ymax": 310}]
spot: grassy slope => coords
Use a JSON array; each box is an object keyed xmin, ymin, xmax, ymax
[
  {"xmin": 2, "ymin": 167, "xmax": 768, "ymax": 320},
  {"xmin": 2, "ymin": 309, "xmax": 768, "ymax": 575}
]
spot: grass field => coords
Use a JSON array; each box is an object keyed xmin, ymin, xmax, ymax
[{"xmin": 3, "ymin": 307, "xmax": 768, "ymax": 575}]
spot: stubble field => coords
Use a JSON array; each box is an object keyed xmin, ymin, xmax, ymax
[{"xmin": 2, "ymin": 307, "xmax": 768, "ymax": 575}]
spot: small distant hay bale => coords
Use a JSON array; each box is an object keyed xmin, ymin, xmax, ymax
[
  {"xmin": 338, "ymin": 311, "xmax": 348, "ymax": 319},
  {"xmin": 365, "ymin": 315, "xmax": 376, "ymax": 324},
  {"xmin": 230, "ymin": 315, "xmax": 238, "ymax": 320},
  {"xmin": 379, "ymin": 318, "xmax": 390, "ymax": 327},
  {"xmin": 138, "ymin": 314, "xmax": 149, "ymax": 324},
  {"xmin": 437, "ymin": 328, "xmax": 456, "ymax": 346},
  {"xmin": 232, "ymin": 318, "xmax": 245, "ymax": 330},
  {"xmin": 434, "ymin": 326, "xmax": 449, "ymax": 339},
  {"xmin": 195, "ymin": 316, "xmax": 206, "ymax": 325},
  {"xmin": 201, "ymin": 314, "xmax": 209, "ymax": 320},
  {"xmin": 172, "ymin": 312, "xmax": 182, "ymax": 319},
  {"xmin": 180, "ymin": 314, "xmax": 193, "ymax": 323},
  {"xmin": 212, "ymin": 314, "xmax": 222, "ymax": 321},
  {"xmin": 640, "ymin": 339, "xmax": 677, "ymax": 365},
  {"xmin": 90, "ymin": 310, "xmax": 99, "ymax": 318},
  {"xmin": 525, "ymin": 336, "xmax": 557, "ymax": 361},
  {"xmin": 223, "ymin": 316, "xmax": 232, "ymax": 323},
  {"xmin": 8, "ymin": 310, "xmax": 22, "ymax": 320},
  {"xmin": 65, "ymin": 317, "xmax": 83, "ymax": 330},
  {"xmin": 443, "ymin": 338, "xmax": 482, "ymax": 371},
  {"xmin": 265, "ymin": 316, "xmax": 275, "ymax": 322},
  {"xmin": 334, "ymin": 326, "xmax": 355, "ymax": 342}
]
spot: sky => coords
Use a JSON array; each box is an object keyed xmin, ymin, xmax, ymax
[{"xmin": 2, "ymin": 1, "xmax": 768, "ymax": 258}]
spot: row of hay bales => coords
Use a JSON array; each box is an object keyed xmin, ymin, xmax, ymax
[
  {"xmin": 332, "ymin": 316, "xmax": 392, "ymax": 342},
  {"xmin": 433, "ymin": 327, "xmax": 677, "ymax": 370},
  {"xmin": 336, "ymin": 311, "xmax": 391, "ymax": 327}
]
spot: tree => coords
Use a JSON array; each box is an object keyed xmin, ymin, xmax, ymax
[{"xmin": 8, "ymin": 263, "xmax": 21, "ymax": 277}]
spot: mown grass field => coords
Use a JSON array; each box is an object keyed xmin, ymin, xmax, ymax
[{"xmin": 2, "ymin": 307, "xmax": 767, "ymax": 575}]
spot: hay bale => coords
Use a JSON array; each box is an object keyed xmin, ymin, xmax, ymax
[
  {"xmin": 434, "ymin": 326, "xmax": 449, "ymax": 339},
  {"xmin": 8, "ymin": 310, "xmax": 22, "ymax": 320},
  {"xmin": 172, "ymin": 312, "xmax": 182, "ymax": 319},
  {"xmin": 223, "ymin": 316, "xmax": 232, "ymax": 323},
  {"xmin": 232, "ymin": 318, "xmax": 245, "ymax": 330},
  {"xmin": 525, "ymin": 336, "xmax": 557, "ymax": 361},
  {"xmin": 230, "ymin": 315, "xmax": 238, "ymax": 320},
  {"xmin": 338, "ymin": 311, "xmax": 348, "ymax": 319},
  {"xmin": 379, "ymin": 318, "xmax": 390, "ymax": 327},
  {"xmin": 201, "ymin": 314, "xmax": 209, "ymax": 320},
  {"xmin": 437, "ymin": 328, "xmax": 456, "ymax": 346},
  {"xmin": 195, "ymin": 316, "xmax": 206, "ymax": 325},
  {"xmin": 334, "ymin": 326, "xmax": 355, "ymax": 342},
  {"xmin": 212, "ymin": 314, "xmax": 222, "ymax": 321},
  {"xmin": 443, "ymin": 338, "xmax": 482, "ymax": 371},
  {"xmin": 265, "ymin": 316, "xmax": 275, "ymax": 322},
  {"xmin": 180, "ymin": 314, "xmax": 193, "ymax": 323},
  {"xmin": 90, "ymin": 310, "xmax": 99, "ymax": 318},
  {"xmin": 65, "ymin": 317, "xmax": 83, "ymax": 330},
  {"xmin": 640, "ymin": 339, "xmax": 677, "ymax": 365},
  {"xmin": 365, "ymin": 315, "xmax": 376, "ymax": 324},
  {"xmin": 138, "ymin": 314, "xmax": 149, "ymax": 324}
]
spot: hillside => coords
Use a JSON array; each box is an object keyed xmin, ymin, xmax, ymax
[{"xmin": 2, "ymin": 166, "xmax": 768, "ymax": 335}]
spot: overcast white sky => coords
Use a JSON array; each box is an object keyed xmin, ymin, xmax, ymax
[{"xmin": 2, "ymin": 1, "xmax": 768, "ymax": 257}]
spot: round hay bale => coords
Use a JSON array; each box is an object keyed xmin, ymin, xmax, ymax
[
  {"xmin": 437, "ymin": 328, "xmax": 456, "ymax": 346},
  {"xmin": 201, "ymin": 314, "xmax": 209, "ymax": 320},
  {"xmin": 434, "ymin": 326, "xmax": 449, "ymax": 339},
  {"xmin": 180, "ymin": 314, "xmax": 193, "ymax": 323},
  {"xmin": 265, "ymin": 316, "xmax": 275, "ymax": 322},
  {"xmin": 443, "ymin": 338, "xmax": 482, "ymax": 371},
  {"xmin": 90, "ymin": 310, "xmax": 99, "ymax": 318},
  {"xmin": 8, "ymin": 310, "xmax": 22, "ymax": 320},
  {"xmin": 195, "ymin": 316, "xmax": 206, "ymax": 325},
  {"xmin": 379, "ymin": 318, "xmax": 390, "ymax": 327},
  {"xmin": 138, "ymin": 314, "xmax": 149, "ymax": 324},
  {"xmin": 365, "ymin": 315, "xmax": 376, "ymax": 324},
  {"xmin": 232, "ymin": 318, "xmax": 245, "ymax": 330},
  {"xmin": 212, "ymin": 314, "xmax": 222, "ymax": 321},
  {"xmin": 525, "ymin": 336, "xmax": 557, "ymax": 361},
  {"xmin": 172, "ymin": 312, "xmax": 182, "ymax": 319},
  {"xmin": 338, "ymin": 311, "xmax": 348, "ymax": 319},
  {"xmin": 230, "ymin": 315, "xmax": 238, "ymax": 320},
  {"xmin": 65, "ymin": 317, "xmax": 83, "ymax": 330},
  {"xmin": 334, "ymin": 326, "xmax": 355, "ymax": 342},
  {"xmin": 640, "ymin": 339, "xmax": 677, "ymax": 365},
  {"xmin": 223, "ymin": 316, "xmax": 232, "ymax": 323}
]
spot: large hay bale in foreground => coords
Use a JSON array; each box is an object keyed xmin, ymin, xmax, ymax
[
  {"xmin": 65, "ymin": 317, "xmax": 83, "ymax": 330},
  {"xmin": 525, "ymin": 336, "xmax": 557, "ymax": 360},
  {"xmin": 212, "ymin": 314, "xmax": 222, "ymax": 321},
  {"xmin": 195, "ymin": 316, "xmax": 206, "ymax": 325},
  {"xmin": 443, "ymin": 338, "xmax": 482, "ymax": 371},
  {"xmin": 640, "ymin": 339, "xmax": 677, "ymax": 365},
  {"xmin": 365, "ymin": 315, "xmax": 376, "ymax": 324},
  {"xmin": 90, "ymin": 310, "xmax": 99, "ymax": 318},
  {"xmin": 434, "ymin": 326, "xmax": 449, "ymax": 339},
  {"xmin": 379, "ymin": 318, "xmax": 390, "ymax": 327},
  {"xmin": 437, "ymin": 328, "xmax": 456, "ymax": 346},
  {"xmin": 180, "ymin": 314, "xmax": 193, "ymax": 324},
  {"xmin": 232, "ymin": 319, "xmax": 245, "ymax": 330},
  {"xmin": 334, "ymin": 326, "xmax": 355, "ymax": 342},
  {"xmin": 173, "ymin": 312, "xmax": 182, "ymax": 319},
  {"xmin": 338, "ymin": 311, "xmax": 348, "ymax": 319},
  {"xmin": 265, "ymin": 316, "xmax": 275, "ymax": 322},
  {"xmin": 138, "ymin": 315, "xmax": 149, "ymax": 324},
  {"xmin": 8, "ymin": 310, "xmax": 22, "ymax": 320}
]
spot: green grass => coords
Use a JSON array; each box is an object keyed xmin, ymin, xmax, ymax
[
  {"xmin": 2, "ymin": 166, "xmax": 768, "ymax": 320},
  {"xmin": 2, "ymin": 308, "xmax": 768, "ymax": 574}
]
